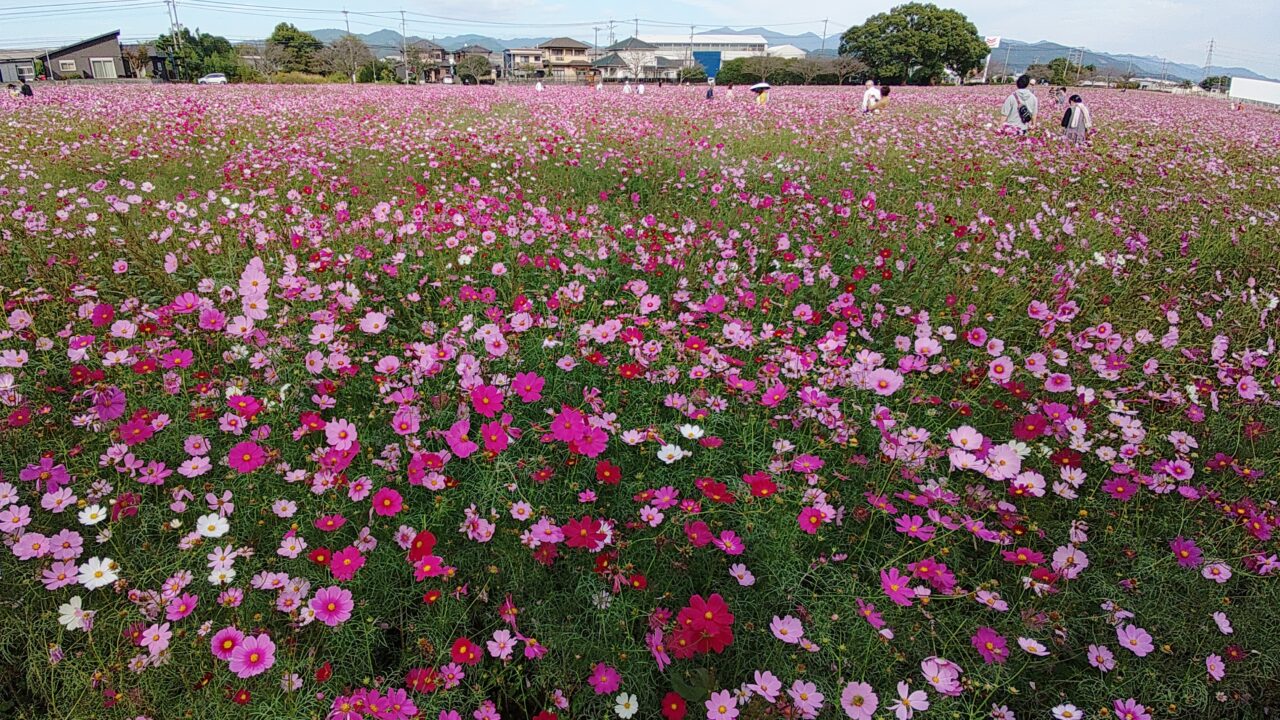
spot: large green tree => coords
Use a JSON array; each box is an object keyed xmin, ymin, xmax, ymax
[
  {"xmin": 267, "ymin": 22, "xmax": 323, "ymax": 74},
  {"xmin": 839, "ymin": 2, "xmax": 989, "ymax": 85},
  {"xmin": 155, "ymin": 28, "xmax": 243, "ymax": 81}
]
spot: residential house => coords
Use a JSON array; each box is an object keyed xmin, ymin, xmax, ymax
[
  {"xmin": 538, "ymin": 37, "xmax": 592, "ymax": 81},
  {"xmin": 406, "ymin": 39, "xmax": 447, "ymax": 83},
  {"xmin": 454, "ymin": 44, "xmax": 500, "ymax": 79},
  {"xmin": 45, "ymin": 30, "xmax": 125, "ymax": 80},
  {"xmin": 590, "ymin": 53, "xmax": 631, "ymax": 81},
  {"xmin": 0, "ymin": 49, "xmax": 40, "ymax": 83},
  {"xmin": 503, "ymin": 47, "xmax": 544, "ymax": 78}
]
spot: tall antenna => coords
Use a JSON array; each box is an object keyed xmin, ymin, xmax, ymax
[
  {"xmin": 820, "ymin": 19, "xmax": 828, "ymax": 53},
  {"xmin": 1203, "ymin": 38, "xmax": 1214, "ymax": 82}
]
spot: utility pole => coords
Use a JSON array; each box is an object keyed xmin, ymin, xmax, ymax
[
  {"xmin": 594, "ymin": 26, "xmax": 600, "ymax": 52},
  {"xmin": 820, "ymin": 19, "xmax": 828, "ymax": 54},
  {"xmin": 164, "ymin": 0, "xmax": 184, "ymax": 81},
  {"xmin": 1159, "ymin": 58, "xmax": 1168, "ymax": 85},
  {"xmin": 607, "ymin": 20, "xmax": 616, "ymax": 47},
  {"xmin": 1002, "ymin": 45, "xmax": 1012, "ymax": 80},
  {"xmin": 634, "ymin": 17, "xmax": 639, "ymax": 37},
  {"xmin": 1203, "ymin": 37, "xmax": 1214, "ymax": 90},
  {"xmin": 401, "ymin": 10, "xmax": 408, "ymax": 83},
  {"xmin": 343, "ymin": 10, "xmax": 355, "ymax": 84},
  {"xmin": 689, "ymin": 25, "xmax": 695, "ymax": 71}
]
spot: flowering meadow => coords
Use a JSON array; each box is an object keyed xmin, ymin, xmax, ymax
[{"xmin": 1, "ymin": 84, "xmax": 1279, "ymax": 720}]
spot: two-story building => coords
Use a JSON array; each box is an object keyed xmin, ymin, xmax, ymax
[
  {"xmin": 636, "ymin": 34, "xmax": 768, "ymax": 78},
  {"xmin": 537, "ymin": 37, "xmax": 592, "ymax": 81},
  {"xmin": 45, "ymin": 30, "xmax": 126, "ymax": 80},
  {"xmin": 503, "ymin": 47, "xmax": 544, "ymax": 78}
]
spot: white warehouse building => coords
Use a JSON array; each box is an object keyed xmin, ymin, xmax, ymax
[{"xmin": 636, "ymin": 34, "xmax": 768, "ymax": 77}]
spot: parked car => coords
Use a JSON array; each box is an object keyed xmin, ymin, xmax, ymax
[{"xmin": 197, "ymin": 73, "xmax": 228, "ymax": 85}]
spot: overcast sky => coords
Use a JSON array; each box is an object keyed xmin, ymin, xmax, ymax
[{"xmin": 1, "ymin": 0, "xmax": 1276, "ymax": 76}]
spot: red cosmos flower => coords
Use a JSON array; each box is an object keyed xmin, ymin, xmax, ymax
[
  {"xmin": 1050, "ymin": 448, "xmax": 1083, "ymax": 469},
  {"xmin": 743, "ymin": 472, "xmax": 777, "ymax": 498},
  {"xmin": 450, "ymin": 637, "xmax": 482, "ymax": 666},
  {"xmin": 405, "ymin": 667, "xmax": 439, "ymax": 693},
  {"xmin": 563, "ymin": 515, "xmax": 605, "ymax": 549},
  {"xmin": 698, "ymin": 479, "xmax": 735, "ymax": 504},
  {"xmin": 314, "ymin": 662, "xmax": 332, "ymax": 683},
  {"xmin": 1012, "ymin": 413, "xmax": 1048, "ymax": 441},
  {"xmin": 422, "ymin": 589, "xmax": 442, "ymax": 605},
  {"xmin": 595, "ymin": 460, "xmax": 622, "ymax": 485},
  {"xmin": 628, "ymin": 574, "xmax": 647, "ymax": 590},
  {"xmin": 618, "ymin": 363, "xmax": 643, "ymax": 379},
  {"xmin": 661, "ymin": 692, "xmax": 687, "ymax": 720},
  {"xmin": 231, "ymin": 688, "xmax": 251, "ymax": 705},
  {"xmin": 308, "ymin": 548, "xmax": 332, "ymax": 566},
  {"xmin": 533, "ymin": 713, "xmax": 558, "ymax": 720},
  {"xmin": 408, "ymin": 530, "xmax": 437, "ymax": 562}
]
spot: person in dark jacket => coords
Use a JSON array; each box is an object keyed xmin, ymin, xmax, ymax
[{"xmin": 20, "ymin": 81, "xmax": 34, "ymax": 97}]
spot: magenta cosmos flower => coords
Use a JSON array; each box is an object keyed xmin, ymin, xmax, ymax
[
  {"xmin": 227, "ymin": 441, "xmax": 267, "ymax": 474},
  {"xmin": 1169, "ymin": 536, "xmax": 1203, "ymax": 568},
  {"xmin": 470, "ymin": 384, "xmax": 504, "ymax": 418},
  {"xmin": 310, "ymin": 585, "xmax": 354, "ymax": 626},
  {"xmin": 1112, "ymin": 698, "xmax": 1151, "ymax": 720},
  {"xmin": 971, "ymin": 627, "xmax": 1009, "ymax": 664},
  {"xmin": 229, "ymin": 632, "xmax": 276, "ymax": 678},
  {"xmin": 210, "ymin": 626, "xmax": 244, "ymax": 660},
  {"xmin": 586, "ymin": 663, "xmax": 621, "ymax": 694}
]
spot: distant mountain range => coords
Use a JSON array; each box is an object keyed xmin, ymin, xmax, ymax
[{"xmin": 303, "ymin": 27, "xmax": 1276, "ymax": 82}]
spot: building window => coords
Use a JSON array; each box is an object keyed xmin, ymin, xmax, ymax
[
  {"xmin": 90, "ymin": 58, "xmax": 118, "ymax": 79},
  {"xmin": 58, "ymin": 59, "xmax": 77, "ymax": 72},
  {"xmin": 17, "ymin": 65, "xmax": 34, "ymax": 80}
]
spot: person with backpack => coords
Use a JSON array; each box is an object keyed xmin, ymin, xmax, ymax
[
  {"xmin": 1001, "ymin": 74, "xmax": 1038, "ymax": 135},
  {"xmin": 1060, "ymin": 94, "xmax": 1092, "ymax": 144}
]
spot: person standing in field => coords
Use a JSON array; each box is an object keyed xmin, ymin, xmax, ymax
[
  {"xmin": 726, "ymin": 84, "xmax": 735, "ymax": 101},
  {"xmin": 20, "ymin": 81, "xmax": 34, "ymax": 97},
  {"xmin": 1001, "ymin": 74, "xmax": 1038, "ymax": 135},
  {"xmin": 861, "ymin": 79, "xmax": 881, "ymax": 113},
  {"xmin": 870, "ymin": 86, "xmax": 891, "ymax": 113},
  {"xmin": 623, "ymin": 80, "xmax": 632, "ymax": 94},
  {"xmin": 1061, "ymin": 94, "xmax": 1092, "ymax": 144},
  {"xmin": 755, "ymin": 87, "xmax": 769, "ymax": 106}
]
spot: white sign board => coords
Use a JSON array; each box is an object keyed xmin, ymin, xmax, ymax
[
  {"xmin": 985, "ymin": 36, "xmax": 1001, "ymax": 49},
  {"xmin": 1229, "ymin": 77, "xmax": 1280, "ymax": 105}
]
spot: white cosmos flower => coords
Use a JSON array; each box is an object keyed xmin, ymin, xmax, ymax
[
  {"xmin": 657, "ymin": 443, "xmax": 687, "ymax": 464},
  {"xmin": 78, "ymin": 504, "xmax": 107, "ymax": 525},
  {"xmin": 678, "ymin": 424, "xmax": 704, "ymax": 440},
  {"xmin": 614, "ymin": 692, "xmax": 639, "ymax": 719},
  {"xmin": 77, "ymin": 557, "xmax": 119, "ymax": 590},
  {"xmin": 208, "ymin": 568, "xmax": 237, "ymax": 586},
  {"xmin": 58, "ymin": 596, "xmax": 86, "ymax": 630},
  {"xmin": 196, "ymin": 513, "xmax": 229, "ymax": 538}
]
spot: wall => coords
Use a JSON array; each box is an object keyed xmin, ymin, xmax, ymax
[{"xmin": 47, "ymin": 36, "xmax": 124, "ymax": 80}]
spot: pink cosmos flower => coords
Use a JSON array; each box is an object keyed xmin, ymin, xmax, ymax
[
  {"xmin": 325, "ymin": 418, "xmax": 358, "ymax": 450},
  {"xmin": 140, "ymin": 622, "xmax": 172, "ymax": 656},
  {"xmin": 791, "ymin": 454, "xmax": 824, "ymax": 473},
  {"xmin": 894, "ymin": 514, "xmax": 936, "ymax": 542},
  {"xmin": 760, "ymin": 382, "xmax": 788, "ymax": 407},
  {"xmin": 866, "ymin": 368, "xmax": 904, "ymax": 396},
  {"xmin": 971, "ymin": 627, "xmax": 1009, "ymax": 664},
  {"xmin": 310, "ymin": 586, "xmax": 354, "ymax": 626},
  {"xmin": 1116, "ymin": 624, "xmax": 1154, "ymax": 656},
  {"xmin": 1112, "ymin": 698, "xmax": 1151, "ymax": 720},
  {"xmin": 227, "ymin": 441, "xmax": 266, "ymax": 474},
  {"xmin": 1203, "ymin": 562, "xmax": 1232, "ymax": 583},
  {"xmin": 329, "ymin": 547, "xmax": 365, "ymax": 581},
  {"xmin": 443, "ymin": 418, "xmax": 478, "ymax": 459},
  {"xmin": 1045, "ymin": 373, "xmax": 1074, "ymax": 392},
  {"xmin": 371, "ymin": 487, "xmax": 404, "ymax": 517},
  {"xmin": 1169, "ymin": 536, "xmax": 1203, "ymax": 568},
  {"xmin": 888, "ymin": 682, "xmax": 929, "ymax": 720},
  {"xmin": 788, "ymin": 680, "xmax": 824, "ymax": 718},
  {"xmin": 550, "ymin": 406, "xmax": 588, "ymax": 443},
  {"xmin": 797, "ymin": 507, "xmax": 824, "ymax": 534},
  {"xmin": 840, "ymin": 681, "xmax": 878, "ymax": 720},
  {"xmin": 770, "ymin": 615, "xmax": 804, "ymax": 644},
  {"xmin": 210, "ymin": 626, "xmax": 244, "ymax": 660},
  {"xmin": 480, "ymin": 421, "xmax": 508, "ymax": 453},
  {"xmin": 229, "ymin": 632, "xmax": 276, "ymax": 678},
  {"xmin": 470, "ymin": 385, "xmax": 504, "ymax": 418},
  {"xmin": 1206, "ymin": 653, "xmax": 1225, "ymax": 681},
  {"xmin": 880, "ymin": 567, "xmax": 914, "ymax": 607},
  {"xmin": 1088, "ymin": 643, "xmax": 1116, "ymax": 671},
  {"xmin": 586, "ymin": 663, "xmax": 620, "ymax": 694},
  {"xmin": 705, "ymin": 690, "xmax": 738, "ymax": 720},
  {"xmin": 512, "ymin": 372, "xmax": 544, "ymax": 403},
  {"xmin": 165, "ymin": 592, "xmax": 198, "ymax": 621}
]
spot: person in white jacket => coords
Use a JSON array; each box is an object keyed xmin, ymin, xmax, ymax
[
  {"xmin": 861, "ymin": 80, "xmax": 881, "ymax": 113},
  {"xmin": 1062, "ymin": 94, "xmax": 1092, "ymax": 144}
]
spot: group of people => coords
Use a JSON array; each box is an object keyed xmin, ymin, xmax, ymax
[
  {"xmin": 5, "ymin": 81, "xmax": 34, "ymax": 98},
  {"xmin": 860, "ymin": 80, "xmax": 892, "ymax": 113},
  {"xmin": 1001, "ymin": 74, "xmax": 1093, "ymax": 143}
]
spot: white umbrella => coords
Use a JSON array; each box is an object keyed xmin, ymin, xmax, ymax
[{"xmin": 750, "ymin": 82, "xmax": 771, "ymax": 92}]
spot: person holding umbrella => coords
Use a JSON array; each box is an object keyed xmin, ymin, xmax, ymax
[{"xmin": 751, "ymin": 82, "xmax": 770, "ymax": 106}]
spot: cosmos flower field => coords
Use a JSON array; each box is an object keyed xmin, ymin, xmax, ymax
[{"xmin": 1, "ymin": 84, "xmax": 1279, "ymax": 720}]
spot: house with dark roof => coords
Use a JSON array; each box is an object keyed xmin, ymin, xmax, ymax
[
  {"xmin": 0, "ymin": 49, "xmax": 40, "ymax": 83},
  {"xmin": 45, "ymin": 30, "xmax": 125, "ymax": 80},
  {"xmin": 594, "ymin": 37, "xmax": 684, "ymax": 81},
  {"xmin": 538, "ymin": 37, "xmax": 592, "ymax": 80}
]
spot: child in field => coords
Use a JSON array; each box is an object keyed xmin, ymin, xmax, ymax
[
  {"xmin": 1061, "ymin": 94, "xmax": 1092, "ymax": 144},
  {"xmin": 870, "ymin": 86, "xmax": 891, "ymax": 112}
]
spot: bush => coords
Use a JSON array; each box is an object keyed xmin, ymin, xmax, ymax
[{"xmin": 269, "ymin": 71, "xmax": 329, "ymax": 84}]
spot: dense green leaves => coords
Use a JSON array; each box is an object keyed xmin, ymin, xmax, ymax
[{"xmin": 839, "ymin": 2, "xmax": 990, "ymax": 84}]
